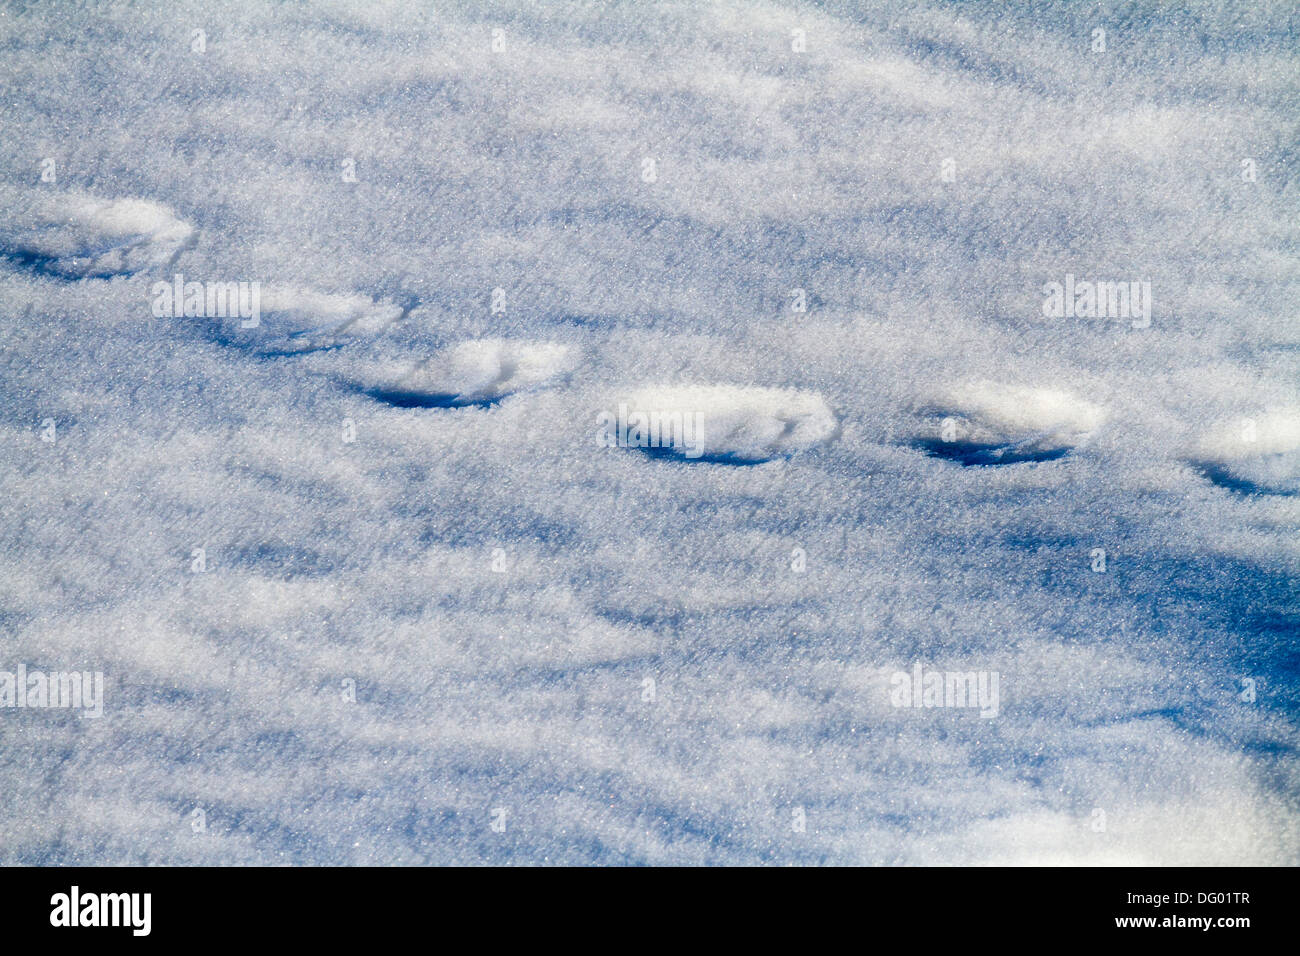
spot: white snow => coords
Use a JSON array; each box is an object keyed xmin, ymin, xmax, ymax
[
  {"xmin": 916, "ymin": 382, "xmax": 1106, "ymax": 464},
  {"xmin": 1191, "ymin": 409, "xmax": 1300, "ymax": 494},
  {"xmin": 244, "ymin": 286, "xmax": 407, "ymax": 353},
  {"xmin": 611, "ymin": 384, "xmax": 837, "ymax": 462},
  {"xmin": 0, "ymin": 187, "xmax": 193, "ymax": 278},
  {"xmin": 369, "ymin": 339, "xmax": 576, "ymax": 406},
  {"xmin": 0, "ymin": 0, "xmax": 1296, "ymax": 866},
  {"xmin": 259, "ymin": 287, "xmax": 406, "ymax": 335}
]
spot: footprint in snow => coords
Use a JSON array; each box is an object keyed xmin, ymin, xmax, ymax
[
  {"xmin": 913, "ymin": 382, "xmax": 1105, "ymax": 466},
  {"xmin": 205, "ymin": 285, "xmax": 410, "ymax": 355},
  {"xmin": 1189, "ymin": 409, "xmax": 1300, "ymax": 496},
  {"xmin": 601, "ymin": 385, "xmax": 838, "ymax": 464},
  {"xmin": 0, "ymin": 189, "xmax": 194, "ymax": 278},
  {"xmin": 361, "ymin": 339, "xmax": 577, "ymax": 408}
]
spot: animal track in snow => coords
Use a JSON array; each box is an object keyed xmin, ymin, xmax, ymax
[
  {"xmin": 913, "ymin": 382, "xmax": 1106, "ymax": 466},
  {"xmin": 210, "ymin": 285, "xmax": 409, "ymax": 355},
  {"xmin": 364, "ymin": 339, "xmax": 577, "ymax": 408},
  {"xmin": 0, "ymin": 189, "xmax": 194, "ymax": 278},
  {"xmin": 1189, "ymin": 409, "xmax": 1300, "ymax": 495},
  {"xmin": 603, "ymin": 385, "xmax": 838, "ymax": 463}
]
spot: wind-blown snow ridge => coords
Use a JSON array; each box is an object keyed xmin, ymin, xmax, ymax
[{"xmin": 0, "ymin": 188, "xmax": 193, "ymax": 278}]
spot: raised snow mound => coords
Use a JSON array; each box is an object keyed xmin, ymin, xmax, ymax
[
  {"xmin": 605, "ymin": 385, "xmax": 838, "ymax": 463},
  {"xmin": 1190, "ymin": 409, "xmax": 1300, "ymax": 495},
  {"xmin": 1, "ymin": 189, "xmax": 193, "ymax": 278},
  {"xmin": 216, "ymin": 285, "xmax": 407, "ymax": 354},
  {"xmin": 366, "ymin": 339, "xmax": 576, "ymax": 408},
  {"xmin": 914, "ymin": 382, "xmax": 1105, "ymax": 466}
]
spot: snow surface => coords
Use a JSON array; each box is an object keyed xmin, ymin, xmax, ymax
[
  {"xmin": 612, "ymin": 384, "xmax": 837, "ymax": 462},
  {"xmin": 0, "ymin": 187, "xmax": 194, "ymax": 278},
  {"xmin": 254, "ymin": 286, "xmax": 408, "ymax": 347},
  {"xmin": 371, "ymin": 338, "xmax": 577, "ymax": 407},
  {"xmin": 0, "ymin": 0, "xmax": 1297, "ymax": 864},
  {"xmin": 916, "ymin": 382, "xmax": 1106, "ymax": 465},
  {"xmin": 1191, "ymin": 409, "xmax": 1300, "ymax": 495}
]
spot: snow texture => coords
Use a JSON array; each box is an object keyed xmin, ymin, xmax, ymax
[
  {"xmin": 915, "ymin": 382, "xmax": 1105, "ymax": 466},
  {"xmin": 1191, "ymin": 410, "xmax": 1300, "ymax": 495},
  {"xmin": 0, "ymin": 187, "xmax": 194, "ymax": 278},
  {"xmin": 369, "ymin": 339, "xmax": 576, "ymax": 407},
  {"xmin": 0, "ymin": 0, "xmax": 1297, "ymax": 865},
  {"xmin": 614, "ymin": 385, "xmax": 837, "ymax": 462}
]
